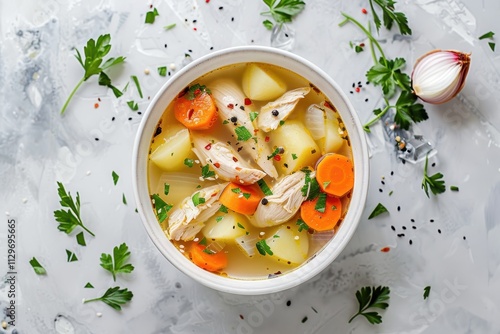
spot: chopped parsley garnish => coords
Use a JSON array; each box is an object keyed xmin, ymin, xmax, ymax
[
  {"xmin": 29, "ymin": 257, "xmax": 46, "ymax": 275},
  {"xmin": 450, "ymin": 185, "xmax": 459, "ymax": 192},
  {"xmin": 127, "ymin": 100, "xmax": 139, "ymax": 111},
  {"xmin": 322, "ymin": 181, "xmax": 331, "ymax": 188},
  {"xmin": 219, "ymin": 204, "xmax": 229, "ymax": 213},
  {"xmin": 100, "ymin": 243, "xmax": 135, "ymax": 281},
  {"xmin": 222, "ymin": 120, "xmax": 229, "ymax": 124},
  {"xmin": 192, "ymin": 192, "xmax": 206, "ymax": 206},
  {"xmin": 368, "ymin": 203, "xmax": 389, "ymax": 219},
  {"xmin": 479, "ymin": 31, "xmax": 495, "ymax": 40},
  {"xmin": 202, "ymin": 248, "xmax": 215, "ymax": 255},
  {"xmin": 84, "ymin": 286, "xmax": 133, "ymax": 311},
  {"xmin": 122, "ymin": 193, "xmax": 127, "ymax": 205},
  {"xmin": 76, "ymin": 231, "xmax": 86, "ymax": 246},
  {"xmin": 314, "ymin": 193, "xmax": 327, "ymax": 213},
  {"xmin": 201, "ymin": 164, "xmax": 216, "ymax": 179},
  {"xmin": 215, "ymin": 216, "xmax": 224, "ymax": 222},
  {"xmin": 184, "ymin": 83, "xmax": 210, "ymax": 101},
  {"xmin": 157, "ymin": 66, "xmax": 167, "ymax": 77},
  {"xmin": 261, "ymin": 0, "xmax": 306, "ymax": 30},
  {"xmin": 199, "ymin": 237, "xmax": 208, "ymax": 246},
  {"xmin": 273, "ymin": 234, "xmax": 280, "ymax": 238},
  {"xmin": 256, "ymin": 239, "xmax": 273, "ymax": 256},
  {"xmin": 130, "ymin": 75, "xmax": 143, "ymax": 98},
  {"xmin": 112, "ymin": 171, "xmax": 119, "ymax": 185},
  {"xmin": 369, "ymin": 0, "xmax": 411, "ymax": 35},
  {"xmin": 257, "ymin": 179, "xmax": 273, "ymax": 196},
  {"xmin": 98, "ymin": 72, "xmax": 123, "ymax": 97},
  {"xmin": 279, "ymin": 120, "xmax": 285, "ymax": 126},
  {"xmin": 235, "ymin": 126, "xmax": 253, "ymax": 141},
  {"xmin": 291, "ymin": 153, "xmax": 298, "ymax": 160},
  {"xmin": 349, "ymin": 286, "xmax": 390, "ymax": 324},
  {"xmin": 249, "ymin": 111, "xmax": 259, "ymax": 121},
  {"xmin": 237, "ymin": 223, "xmax": 245, "ymax": 229},
  {"xmin": 231, "ymin": 187, "xmax": 241, "ymax": 194},
  {"xmin": 164, "ymin": 23, "xmax": 176, "ymax": 30},
  {"xmin": 84, "ymin": 282, "xmax": 94, "ymax": 289},
  {"xmin": 267, "ymin": 147, "xmax": 281, "ymax": 160},
  {"xmin": 423, "ymin": 286, "xmax": 431, "ymax": 300},
  {"xmin": 184, "ymin": 158, "xmax": 194, "ymax": 167},
  {"xmin": 242, "ymin": 193, "xmax": 251, "ymax": 199},
  {"xmin": 301, "ymin": 172, "xmax": 320, "ymax": 200},
  {"xmin": 145, "ymin": 7, "xmax": 159, "ymax": 24},
  {"xmin": 422, "ymin": 155, "xmax": 446, "ymax": 198},
  {"xmin": 355, "ymin": 44, "xmax": 364, "ymax": 53},
  {"xmin": 296, "ymin": 218, "xmax": 310, "ymax": 232},
  {"xmin": 54, "ymin": 182, "xmax": 95, "ymax": 237},
  {"xmin": 151, "ymin": 194, "xmax": 173, "ymax": 223},
  {"xmin": 164, "ymin": 183, "xmax": 170, "ymax": 195},
  {"xmin": 66, "ymin": 249, "xmax": 78, "ymax": 262}
]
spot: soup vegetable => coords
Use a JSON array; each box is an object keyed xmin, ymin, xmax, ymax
[{"xmin": 148, "ymin": 63, "xmax": 354, "ymax": 279}]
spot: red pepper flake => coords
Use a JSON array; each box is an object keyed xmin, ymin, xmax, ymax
[
  {"xmin": 204, "ymin": 143, "xmax": 212, "ymax": 150},
  {"xmin": 227, "ymin": 103, "xmax": 234, "ymax": 109},
  {"xmin": 187, "ymin": 108, "xmax": 195, "ymax": 119},
  {"xmin": 355, "ymin": 87, "xmax": 361, "ymax": 93},
  {"xmin": 265, "ymin": 136, "xmax": 270, "ymax": 142},
  {"xmin": 94, "ymin": 103, "xmax": 99, "ymax": 109},
  {"xmin": 381, "ymin": 247, "xmax": 390, "ymax": 252},
  {"xmin": 214, "ymin": 162, "xmax": 221, "ymax": 168},
  {"xmin": 254, "ymin": 129, "xmax": 259, "ymax": 134},
  {"xmin": 205, "ymin": 0, "xmax": 210, "ymax": 3},
  {"xmin": 244, "ymin": 98, "xmax": 252, "ymax": 105},
  {"xmin": 232, "ymin": 156, "xmax": 238, "ymax": 162},
  {"xmin": 361, "ymin": 8, "xmax": 368, "ymax": 14},
  {"xmin": 273, "ymin": 155, "xmax": 281, "ymax": 161},
  {"xmin": 194, "ymin": 88, "xmax": 201, "ymax": 95},
  {"xmin": 193, "ymin": 27, "xmax": 197, "ymax": 31}
]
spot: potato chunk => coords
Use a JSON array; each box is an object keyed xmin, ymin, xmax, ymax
[
  {"xmin": 202, "ymin": 211, "xmax": 249, "ymax": 242},
  {"xmin": 270, "ymin": 120, "xmax": 321, "ymax": 174},
  {"xmin": 266, "ymin": 223, "xmax": 309, "ymax": 265},
  {"xmin": 242, "ymin": 63, "xmax": 287, "ymax": 101},
  {"xmin": 150, "ymin": 128, "xmax": 192, "ymax": 172},
  {"xmin": 319, "ymin": 119, "xmax": 344, "ymax": 154}
]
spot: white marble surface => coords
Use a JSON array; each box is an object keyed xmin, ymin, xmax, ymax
[{"xmin": 1, "ymin": 0, "xmax": 500, "ymax": 333}]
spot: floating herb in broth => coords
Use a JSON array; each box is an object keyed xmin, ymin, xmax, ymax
[{"xmin": 147, "ymin": 62, "xmax": 354, "ymax": 279}]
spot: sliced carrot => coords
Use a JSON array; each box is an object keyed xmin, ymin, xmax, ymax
[
  {"xmin": 300, "ymin": 194, "xmax": 342, "ymax": 231},
  {"xmin": 174, "ymin": 84, "xmax": 218, "ymax": 130},
  {"xmin": 190, "ymin": 243, "xmax": 227, "ymax": 272},
  {"xmin": 316, "ymin": 153, "xmax": 354, "ymax": 197},
  {"xmin": 219, "ymin": 182, "xmax": 263, "ymax": 215}
]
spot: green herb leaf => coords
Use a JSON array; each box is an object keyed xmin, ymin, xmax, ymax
[
  {"xmin": 231, "ymin": 187, "xmax": 241, "ymax": 194},
  {"xmin": 76, "ymin": 231, "xmax": 86, "ymax": 246},
  {"xmin": 242, "ymin": 193, "xmax": 251, "ymax": 199},
  {"xmin": 256, "ymin": 239, "xmax": 273, "ymax": 256},
  {"xmin": 450, "ymin": 185, "xmax": 459, "ymax": 192},
  {"xmin": 423, "ymin": 286, "xmax": 431, "ymax": 300},
  {"xmin": 314, "ymin": 193, "xmax": 327, "ymax": 213},
  {"xmin": 366, "ymin": 57, "xmax": 411, "ymax": 99},
  {"xmin": 201, "ymin": 164, "xmax": 216, "ymax": 179},
  {"xmin": 219, "ymin": 204, "xmax": 229, "ymax": 213},
  {"xmin": 157, "ymin": 66, "xmax": 167, "ymax": 77},
  {"xmin": 122, "ymin": 193, "xmax": 127, "ymax": 205},
  {"xmin": 100, "ymin": 243, "xmax": 135, "ymax": 281},
  {"xmin": 355, "ymin": 45, "xmax": 364, "ymax": 53},
  {"xmin": 29, "ymin": 257, "xmax": 46, "ymax": 275},
  {"xmin": 84, "ymin": 282, "xmax": 94, "ymax": 288},
  {"xmin": 215, "ymin": 216, "xmax": 224, "ymax": 222},
  {"xmin": 112, "ymin": 171, "xmax": 119, "ymax": 185},
  {"xmin": 164, "ymin": 183, "xmax": 170, "ymax": 196},
  {"xmin": 131, "ymin": 75, "xmax": 143, "ymax": 98},
  {"xmin": 66, "ymin": 249, "xmax": 78, "ymax": 262},
  {"xmin": 349, "ymin": 286, "xmax": 390, "ymax": 324},
  {"xmin": 164, "ymin": 23, "xmax": 176, "ymax": 30},
  {"xmin": 249, "ymin": 111, "xmax": 259, "ymax": 121},
  {"xmin": 98, "ymin": 72, "xmax": 123, "ymax": 98},
  {"xmin": 296, "ymin": 218, "xmax": 310, "ymax": 232},
  {"xmin": 84, "ymin": 286, "xmax": 133, "ymax": 311},
  {"xmin": 257, "ymin": 179, "xmax": 273, "ymax": 196},
  {"xmin": 237, "ymin": 222, "xmax": 245, "ymax": 229},
  {"xmin": 235, "ymin": 126, "xmax": 253, "ymax": 141},
  {"xmin": 263, "ymin": 19, "xmax": 274, "ymax": 30},
  {"xmin": 54, "ymin": 182, "xmax": 95, "ymax": 237},
  {"xmin": 301, "ymin": 172, "xmax": 321, "ymax": 200},
  {"xmin": 370, "ymin": 0, "xmax": 411, "ymax": 35},
  {"xmin": 394, "ymin": 90, "xmax": 428, "ymax": 130},
  {"xmin": 199, "ymin": 237, "xmax": 208, "ymax": 246},
  {"xmin": 184, "ymin": 83, "xmax": 210, "ymax": 100},
  {"xmin": 261, "ymin": 0, "xmax": 305, "ymax": 25},
  {"xmin": 151, "ymin": 194, "xmax": 173, "ymax": 223},
  {"xmin": 322, "ymin": 181, "xmax": 331, "ymax": 188},
  {"xmin": 422, "ymin": 155, "xmax": 446, "ymax": 198},
  {"xmin": 145, "ymin": 7, "xmax": 159, "ymax": 24},
  {"xmin": 127, "ymin": 100, "xmax": 139, "ymax": 111},
  {"xmin": 292, "ymin": 153, "xmax": 298, "ymax": 160},
  {"xmin": 184, "ymin": 158, "xmax": 194, "ymax": 167},
  {"xmin": 192, "ymin": 192, "xmax": 206, "ymax": 207},
  {"xmin": 368, "ymin": 203, "xmax": 389, "ymax": 219},
  {"xmin": 489, "ymin": 42, "xmax": 496, "ymax": 51},
  {"xmin": 479, "ymin": 31, "xmax": 495, "ymax": 40},
  {"xmin": 267, "ymin": 147, "xmax": 281, "ymax": 160}
]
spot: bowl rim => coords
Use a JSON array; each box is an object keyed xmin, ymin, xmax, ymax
[{"xmin": 132, "ymin": 45, "xmax": 369, "ymax": 295}]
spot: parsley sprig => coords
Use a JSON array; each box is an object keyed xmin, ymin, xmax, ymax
[
  {"xmin": 261, "ymin": 0, "xmax": 305, "ymax": 30},
  {"xmin": 100, "ymin": 243, "xmax": 135, "ymax": 281},
  {"xmin": 368, "ymin": 0, "xmax": 412, "ymax": 35},
  {"xmin": 421, "ymin": 155, "xmax": 446, "ymax": 198},
  {"xmin": 84, "ymin": 286, "xmax": 133, "ymax": 311},
  {"xmin": 339, "ymin": 13, "xmax": 427, "ymax": 132},
  {"xmin": 61, "ymin": 34, "xmax": 125, "ymax": 114},
  {"xmin": 349, "ymin": 286, "xmax": 390, "ymax": 324},
  {"xmin": 54, "ymin": 182, "xmax": 95, "ymax": 237}
]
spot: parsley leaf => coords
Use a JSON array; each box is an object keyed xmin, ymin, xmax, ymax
[
  {"xmin": 131, "ymin": 75, "xmax": 143, "ymax": 99},
  {"xmin": 164, "ymin": 23, "xmax": 176, "ymax": 30},
  {"xmin": 122, "ymin": 193, "xmax": 127, "ymax": 205},
  {"xmin": 249, "ymin": 111, "xmax": 259, "ymax": 122},
  {"xmin": 263, "ymin": 19, "xmax": 274, "ymax": 30},
  {"xmin": 66, "ymin": 249, "xmax": 78, "ymax": 262},
  {"xmin": 76, "ymin": 231, "xmax": 86, "ymax": 246},
  {"xmin": 157, "ymin": 66, "xmax": 167, "ymax": 77},
  {"xmin": 201, "ymin": 164, "xmax": 216, "ymax": 179},
  {"xmin": 422, "ymin": 155, "xmax": 446, "ymax": 198},
  {"xmin": 61, "ymin": 34, "xmax": 125, "ymax": 114},
  {"xmin": 54, "ymin": 182, "xmax": 95, "ymax": 237},
  {"xmin": 235, "ymin": 126, "xmax": 253, "ymax": 141},
  {"xmin": 314, "ymin": 193, "xmax": 327, "ymax": 213},
  {"xmin": 100, "ymin": 243, "xmax": 135, "ymax": 281},
  {"xmin": 394, "ymin": 91, "xmax": 428, "ymax": 130},
  {"xmin": 479, "ymin": 31, "xmax": 495, "ymax": 40},
  {"xmin": 145, "ymin": 7, "xmax": 159, "ymax": 24},
  {"xmin": 29, "ymin": 257, "xmax": 46, "ymax": 275},
  {"xmin": 256, "ymin": 239, "xmax": 273, "ymax": 256},
  {"xmin": 267, "ymin": 147, "xmax": 281, "ymax": 160},
  {"xmin": 257, "ymin": 179, "xmax": 273, "ymax": 196},
  {"xmin": 349, "ymin": 286, "xmax": 390, "ymax": 324},
  {"xmin": 127, "ymin": 100, "xmax": 139, "ymax": 111},
  {"xmin": 84, "ymin": 286, "xmax": 133, "ymax": 311},
  {"xmin": 368, "ymin": 203, "xmax": 389, "ymax": 219},
  {"xmin": 192, "ymin": 192, "xmax": 206, "ymax": 206},
  {"xmin": 219, "ymin": 204, "xmax": 229, "ymax": 213},
  {"xmin": 151, "ymin": 194, "xmax": 173, "ymax": 223},
  {"xmin": 112, "ymin": 171, "xmax": 119, "ymax": 185},
  {"xmin": 84, "ymin": 282, "xmax": 94, "ymax": 288},
  {"xmin": 296, "ymin": 218, "xmax": 310, "ymax": 232},
  {"xmin": 370, "ymin": 0, "xmax": 411, "ymax": 35},
  {"xmin": 423, "ymin": 286, "xmax": 431, "ymax": 300},
  {"xmin": 366, "ymin": 57, "xmax": 411, "ymax": 99},
  {"xmin": 301, "ymin": 171, "xmax": 321, "ymax": 200},
  {"xmin": 261, "ymin": 0, "xmax": 305, "ymax": 28},
  {"xmin": 184, "ymin": 158, "xmax": 194, "ymax": 167}
]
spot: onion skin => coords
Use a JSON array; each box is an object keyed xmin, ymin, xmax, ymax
[{"xmin": 411, "ymin": 50, "xmax": 471, "ymax": 104}]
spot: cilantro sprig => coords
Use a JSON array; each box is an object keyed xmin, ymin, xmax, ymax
[
  {"xmin": 261, "ymin": 0, "xmax": 305, "ymax": 30},
  {"xmin": 421, "ymin": 155, "xmax": 446, "ymax": 198},
  {"xmin": 349, "ymin": 286, "xmax": 390, "ymax": 324},
  {"xmin": 61, "ymin": 34, "xmax": 125, "ymax": 115},
  {"xmin": 54, "ymin": 182, "xmax": 95, "ymax": 237},
  {"xmin": 84, "ymin": 286, "xmax": 133, "ymax": 311},
  {"xmin": 100, "ymin": 243, "xmax": 135, "ymax": 281}
]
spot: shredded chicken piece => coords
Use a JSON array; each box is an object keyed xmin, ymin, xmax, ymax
[
  {"xmin": 166, "ymin": 183, "xmax": 227, "ymax": 241},
  {"xmin": 191, "ymin": 134, "xmax": 266, "ymax": 185},
  {"xmin": 257, "ymin": 87, "xmax": 310, "ymax": 132},
  {"xmin": 209, "ymin": 78, "xmax": 278, "ymax": 178},
  {"xmin": 251, "ymin": 171, "xmax": 311, "ymax": 228}
]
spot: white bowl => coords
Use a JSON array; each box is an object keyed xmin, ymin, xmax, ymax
[{"xmin": 132, "ymin": 46, "xmax": 369, "ymax": 295}]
